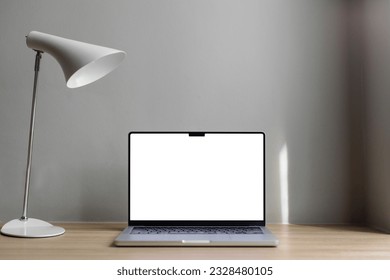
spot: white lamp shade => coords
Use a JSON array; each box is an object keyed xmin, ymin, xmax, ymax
[{"xmin": 26, "ymin": 31, "xmax": 126, "ymax": 88}]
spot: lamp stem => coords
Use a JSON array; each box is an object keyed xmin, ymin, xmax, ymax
[{"xmin": 21, "ymin": 50, "xmax": 43, "ymax": 220}]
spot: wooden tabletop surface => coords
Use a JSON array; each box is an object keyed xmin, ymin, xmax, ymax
[{"xmin": 0, "ymin": 223, "xmax": 389, "ymax": 260}]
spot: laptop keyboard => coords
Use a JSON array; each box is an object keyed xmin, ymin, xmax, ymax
[{"xmin": 131, "ymin": 226, "xmax": 263, "ymax": 234}]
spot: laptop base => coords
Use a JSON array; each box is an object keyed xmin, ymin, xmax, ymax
[{"xmin": 114, "ymin": 226, "xmax": 278, "ymax": 247}]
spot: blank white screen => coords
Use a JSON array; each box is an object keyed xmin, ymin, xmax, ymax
[{"xmin": 130, "ymin": 133, "xmax": 264, "ymax": 221}]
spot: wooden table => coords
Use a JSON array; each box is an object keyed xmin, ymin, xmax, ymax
[{"xmin": 0, "ymin": 223, "xmax": 389, "ymax": 259}]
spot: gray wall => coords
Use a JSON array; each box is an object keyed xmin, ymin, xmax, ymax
[
  {"xmin": 364, "ymin": 1, "xmax": 390, "ymax": 232},
  {"xmin": 0, "ymin": 0, "xmax": 355, "ymax": 224}
]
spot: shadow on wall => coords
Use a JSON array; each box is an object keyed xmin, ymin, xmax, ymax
[{"xmin": 279, "ymin": 122, "xmax": 351, "ymax": 225}]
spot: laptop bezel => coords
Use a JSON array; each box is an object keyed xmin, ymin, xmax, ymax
[{"xmin": 128, "ymin": 131, "xmax": 266, "ymax": 227}]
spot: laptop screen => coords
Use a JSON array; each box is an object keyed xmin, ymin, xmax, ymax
[{"xmin": 129, "ymin": 132, "xmax": 265, "ymax": 222}]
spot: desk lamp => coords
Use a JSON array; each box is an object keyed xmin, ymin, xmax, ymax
[{"xmin": 0, "ymin": 31, "xmax": 126, "ymax": 238}]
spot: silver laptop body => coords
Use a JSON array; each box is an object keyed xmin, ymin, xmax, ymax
[{"xmin": 115, "ymin": 132, "xmax": 278, "ymax": 246}]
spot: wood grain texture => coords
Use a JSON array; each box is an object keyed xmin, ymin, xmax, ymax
[{"xmin": 0, "ymin": 223, "xmax": 389, "ymax": 260}]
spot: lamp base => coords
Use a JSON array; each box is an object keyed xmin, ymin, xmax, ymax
[{"xmin": 0, "ymin": 218, "xmax": 65, "ymax": 238}]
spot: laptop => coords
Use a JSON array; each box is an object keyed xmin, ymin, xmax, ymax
[{"xmin": 114, "ymin": 132, "xmax": 278, "ymax": 246}]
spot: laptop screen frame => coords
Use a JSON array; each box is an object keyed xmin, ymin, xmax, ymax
[{"xmin": 128, "ymin": 131, "xmax": 266, "ymax": 227}]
